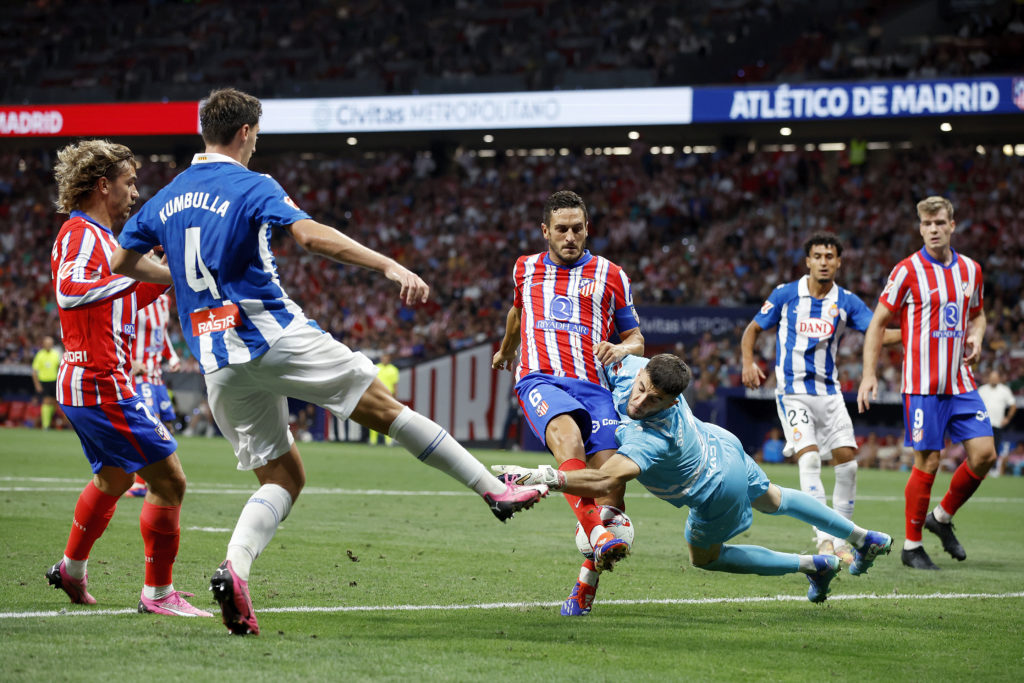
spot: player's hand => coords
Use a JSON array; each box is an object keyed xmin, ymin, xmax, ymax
[
  {"xmin": 741, "ymin": 362, "xmax": 765, "ymax": 389},
  {"xmin": 963, "ymin": 335, "xmax": 982, "ymax": 364},
  {"xmin": 492, "ymin": 464, "xmax": 565, "ymax": 490},
  {"xmin": 384, "ymin": 264, "xmax": 430, "ymax": 305},
  {"xmin": 131, "ymin": 360, "xmax": 145, "ymax": 376},
  {"xmin": 492, "ymin": 349, "xmax": 516, "ymax": 372},
  {"xmin": 857, "ymin": 375, "xmax": 878, "ymax": 413},
  {"xmin": 167, "ymin": 357, "xmax": 181, "ymax": 372},
  {"xmin": 594, "ymin": 341, "xmax": 626, "ymax": 366}
]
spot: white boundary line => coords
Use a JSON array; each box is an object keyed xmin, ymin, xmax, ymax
[
  {"xmin": 0, "ymin": 480, "xmax": 1021, "ymax": 504},
  {"xmin": 3, "ymin": 592, "xmax": 1023, "ymax": 620}
]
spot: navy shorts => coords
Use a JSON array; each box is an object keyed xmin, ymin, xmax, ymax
[
  {"xmin": 62, "ymin": 396, "xmax": 177, "ymax": 474},
  {"xmin": 514, "ymin": 374, "xmax": 619, "ymax": 456},
  {"xmin": 135, "ymin": 380, "xmax": 175, "ymax": 422},
  {"xmin": 902, "ymin": 392, "xmax": 993, "ymax": 451}
]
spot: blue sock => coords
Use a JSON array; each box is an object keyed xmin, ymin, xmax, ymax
[
  {"xmin": 701, "ymin": 544, "xmax": 799, "ymax": 576},
  {"xmin": 769, "ymin": 486, "xmax": 855, "ymax": 540}
]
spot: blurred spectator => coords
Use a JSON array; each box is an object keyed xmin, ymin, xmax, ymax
[{"xmin": 760, "ymin": 427, "xmax": 786, "ymax": 464}]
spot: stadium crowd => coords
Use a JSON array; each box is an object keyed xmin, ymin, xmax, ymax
[
  {"xmin": 2, "ymin": 143, "xmax": 1023, "ymax": 406},
  {"xmin": 2, "ymin": 0, "xmax": 1021, "ymax": 103}
]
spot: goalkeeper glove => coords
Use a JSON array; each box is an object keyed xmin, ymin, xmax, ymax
[{"xmin": 492, "ymin": 464, "xmax": 566, "ymax": 490}]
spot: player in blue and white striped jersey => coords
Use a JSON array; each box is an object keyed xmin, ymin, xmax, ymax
[
  {"xmin": 741, "ymin": 233, "xmax": 898, "ymax": 563},
  {"xmin": 113, "ymin": 88, "xmax": 548, "ymax": 636}
]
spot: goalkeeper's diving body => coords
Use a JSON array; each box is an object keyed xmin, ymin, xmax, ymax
[{"xmin": 496, "ymin": 354, "xmax": 894, "ymax": 610}]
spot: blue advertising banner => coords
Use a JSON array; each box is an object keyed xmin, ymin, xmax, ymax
[
  {"xmin": 692, "ymin": 76, "xmax": 1024, "ymax": 123},
  {"xmin": 635, "ymin": 305, "xmax": 757, "ymax": 344}
]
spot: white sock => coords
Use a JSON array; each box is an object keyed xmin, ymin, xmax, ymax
[
  {"xmin": 143, "ymin": 584, "xmax": 174, "ymax": 600},
  {"xmin": 904, "ymin": 539, "xmax": 923, "ymax": 550},
  {"xmin": 798, "ymin": 450, "xmax": 827, "ymax": 543},
  {"xmin": 579, "ymin": 562, "xmax": 599, "ymax": 586},
  {"xmin": 833, "ymin": 460, "xmax": 857, "ymax": 522},
  {"xmin": 844, "ymin": 526, "xmax": 868, "ymax": 548},
  {"xmin": 932, "ymin": 504, "xmax": 952, "ymax": 524},
  {"xmin": 63, "ymin": 556, "xmax": 87, "ymax": 580},
  {"xmin": 389, "ymin": 406, "xmax": 503, "ymax": 496},
  {"xmin": 225, "ymin": 484, "xmax": 293, "ymax": 582},
  {"xmin": 798, "ymin": 555, "xmax": 817, "ymax": 573}
]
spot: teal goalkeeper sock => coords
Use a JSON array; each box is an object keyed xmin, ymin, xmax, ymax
[
  {"xmin": 702, "ymin": 544, "xmax": 800, "ymax": 576},
  {"xmin": 769, "ymin": 486, "xmax": 855, "ymax": 540}
]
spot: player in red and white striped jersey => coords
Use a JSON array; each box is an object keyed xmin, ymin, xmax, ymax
[
  {"xmin": 125, "ymin": 292, "xmax": 182, "ymax": 497},
  {"xmin": 45, "ymin": 140, "xmax": 210, "ymax": 617},
  {"xmin": 858, "ymin": 196, "xmax": 997, "ymax": 571},
  {"xmin": 493, "ymin": 190, "xmax": 643, "ymax": 614}
]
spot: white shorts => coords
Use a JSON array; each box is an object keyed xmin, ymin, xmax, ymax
[
  {"xmin": 205, "ymin": 325, "xmax": 378, "ymax": 470},
  {"xmin": 774, "ymin": 393, "xmax": 857, "ymax": 459}
]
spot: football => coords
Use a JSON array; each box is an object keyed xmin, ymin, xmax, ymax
[{"xmin": 575, "ymin": 505, "xmax": 634, "ymax": 559}]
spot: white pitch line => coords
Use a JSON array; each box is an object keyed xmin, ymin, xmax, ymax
[
  {"xmin": 3, "ymin": 481, "xmax": 1024, "ymax": 504},
  {"xmin": 3, "ymin": 591, "xmax": 1023, "ymax": 620}
]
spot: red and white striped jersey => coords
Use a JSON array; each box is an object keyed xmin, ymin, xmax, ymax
[
  {"xmin": 879, "ymin": 248, "xmax": 983, "ymax": 395},
  {"xmin": 131, "ymin": 294, "xmax": 179, "ymax": 385},
  {"xmin": 513, "ymin": 250, "xmax": 639, "ymax": 387},
  {"xmin": 51, "ymin": 210, "xmax": 167, "ymax": 406}
]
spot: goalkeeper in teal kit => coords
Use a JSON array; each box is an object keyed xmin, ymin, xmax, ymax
[{"xmin": 496, "ymin": 354, "xmax": 894, "ymax": 610}]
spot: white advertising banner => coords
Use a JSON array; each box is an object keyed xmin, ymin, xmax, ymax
[{"xmin": 260, "ymin": 87, "xmax": 693, "ymax": 133}]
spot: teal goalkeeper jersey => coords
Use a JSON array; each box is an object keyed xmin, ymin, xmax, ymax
[{"xmin": 605, "ymin": 355, "xmax": 725, "ymax": 509}]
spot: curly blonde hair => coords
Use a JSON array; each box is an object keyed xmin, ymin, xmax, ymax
[
  {"xmin": 54, "ymin": 139, "xmax": 136, "ymax": 213},
  {"xmin": 916, "ymin": 196, "xmax": 954, "ymax": 221}
]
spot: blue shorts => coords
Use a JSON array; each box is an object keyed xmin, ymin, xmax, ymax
[
  {"xmin": 685, "ymin": 426, "xmax": 771, "ymax": 548},
  {"xmin": 135, "ymin": 380, "xmax": 175, "ymax": 422},
  {"xmin": 514, "ymin": 374, "xmax": 619, "ymax": 456},
  {"xmin": 62, "ymin": 397, "xmax": 177, "ymax": 474},
  {"xmin": 902, "ymin": 392, "xmax": 993, "ymax": 451}
]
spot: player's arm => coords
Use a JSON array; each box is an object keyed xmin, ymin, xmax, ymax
[
  {"xmin": 857, "ymin": 302, "xmax": 894, "ymax": 413},
  {"xmin": 493, "ymin": 454, "xmax": 641, "ymax": 497},
  {"xmin": 963, "ymin": 309, "xmax": 986, "ymax": 364},
  {"xmin": 109, "ymin": 247, "xmax": 173, "ymax": 285},
  {"xmin": 31, "ymin": 361, "xmax": 42, "ymax": 394},
  {"xmin": 288, "ymin": 219, "xmax": 428, "ymax": 305},
  {"xmin": 882, "ymin": 328, "xmax": 902, "ymax": 346},
  {"xmin": 740, "ymin": 320, "xmax": 767, "ymax": 389},
  {"xmin": 162, "ymin": 333, "xmax": 181, "ymax": 372},
  {"xmin": 492, "ymin": 305, "xmax": 522, "ymax": 371},
  {"xmin": 595, "ymin": 327, "xmax": 644, "ymax": 366}
]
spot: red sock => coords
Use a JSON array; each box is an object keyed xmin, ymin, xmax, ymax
[
  {"xmin": 904, "ymin": 466, "xmax": 935, "ymax": 542},
  {"xmin": 133, "ymin": 474, "xmax": 146, "ymax": 487},
  {"xmin": 65, "ymin": 482, "xmax": 119, "ymax": 560},
  {"xmin": 940, "ymin": 461, "xmax": 984, "ymax": 517},
  {"xmin": 558, "ymin": 459, "xmax": 605, "ymax": 539},
  {"xmin": 140, "ymin": 502, "xmax": 180, "ymax": 587}
]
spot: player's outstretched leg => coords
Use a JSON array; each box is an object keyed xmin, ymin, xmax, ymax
[
  {"xmin": 806, "ymin": 555, "xmax": 842, "ymax": 603},
  {"xmin": 45, "ymin": 560, "xmax": 96, "ymax": 605},
  {"xmin": 562, "ymin": 560, "xmax": 600, "ymax": 616},
  {"xmin": 210, "ymin": 560, "xmax": 259, "ymax": 635}
]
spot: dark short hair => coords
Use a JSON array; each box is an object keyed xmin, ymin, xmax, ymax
[
  {"xmin": 803, "ymin": 232, "xmax": 843, "ymax": 257},
  {"xmin": 543, "ymin": 190, "xmax": 588, "ymax": 226},
  {"xmin": 200, "ymin": 88, "xmax": 262, "ymax": 146},
  {"xmin": 646, "ymin": 353, "xmax": 691, "ymax": 397}
]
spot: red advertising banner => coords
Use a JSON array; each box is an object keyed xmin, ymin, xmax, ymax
[{"xmin": 0, "ymin": 101, "xmax": 200, "ymax": 137}]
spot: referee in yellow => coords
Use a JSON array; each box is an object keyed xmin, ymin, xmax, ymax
[
  {"xmin": 32, "ymin": 335, "xmax": 61, "ymax": 429},
  {"xmin": 368, "ymin": 353, "xmax": 400, "ymax": 446}
]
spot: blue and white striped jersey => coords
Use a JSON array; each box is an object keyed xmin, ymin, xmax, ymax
[
  {"xmin": 120, "ymin": 153, "xmax": 314, "ymax": 374},
  {"xmin": 605, "ymin": 355, "xmax": 724, "ymax": 509},
  {"xmin": 753, "ymin": 275, "xmax": 873, "ymax": 395}
]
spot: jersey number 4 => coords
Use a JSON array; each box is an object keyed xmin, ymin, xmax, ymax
[{"xmin": 184, "ymin": 227, "xmax": 222, "ymax": 298}]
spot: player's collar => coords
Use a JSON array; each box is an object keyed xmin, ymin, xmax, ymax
[
  {"xmin": 191, "ymin": 152, "xmax": 246, "ymax": 168},
  {"xmin": 919, "ymin": 247, "xmax": 959, "ymax": 269},
  {"xmin": 543, "ymin": 250, "xmax": 593, "ymax": 269},
  {"xmin": 70, "ymin": 210, "xmax": 112, "ymax": 235},
  {"xmin": 798, "ymin": 274, "xmax": 837, "ymax": 300}
]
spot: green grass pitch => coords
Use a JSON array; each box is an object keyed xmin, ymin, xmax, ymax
[{"xmin": 2, "ymin": 428, "xmax": 1022, "ymax": 681}]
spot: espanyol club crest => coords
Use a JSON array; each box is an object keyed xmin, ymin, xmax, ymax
[
  {"xmin": 1014, "ymin": 78, "xmax": 1024, "ymax": 111},
  {"xmin": 578, "ymin": 279, "xmax": 595, "ymax": 297}
]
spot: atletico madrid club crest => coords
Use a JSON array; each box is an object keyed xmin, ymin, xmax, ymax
[
  {"xmin": 536, "ymin": 400, "xmax": 549, "ymax": 417},
  {"xmin": 1013, "ymin": 78, "xmax": 1024, "ymax": 111},
  {"xmin": 578, "ymin": 279, "xmax": 595, "ymax": 297}
]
